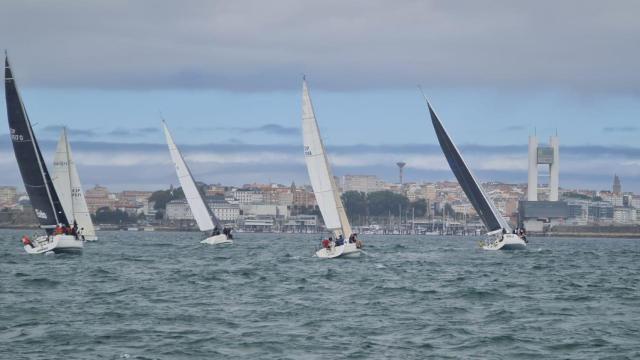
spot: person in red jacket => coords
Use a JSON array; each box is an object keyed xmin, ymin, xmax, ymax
[
  {"xmin": 22, "ymin": 235, "xmax": 34, "ymax": 248},
  {"xmin": 321, "ymin": 238, "xmax": 330, "ymax": 249}
]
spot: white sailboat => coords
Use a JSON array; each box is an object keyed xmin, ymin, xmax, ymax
[
  {"xmin": 52, "ymin": 128, "xmax": 97, "ymax": 241},
  {"xmin": 302, "ymin": 78, "xmax": 363, "ymax": 258},
  {"xmin": 5, "ymin": 54, "xmax": 82, "ymax": 254},
  {"xmin": 423, "ymin": 96, "xmax": 526, "ymax": 250},
  {"xmin": 162, "ymin": 120, "xmax": 232, "ymax": 245}
]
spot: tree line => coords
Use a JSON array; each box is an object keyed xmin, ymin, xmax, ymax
[{"xmin": 341, "ymin": 190, "xmax": 429, "ymax": 224}]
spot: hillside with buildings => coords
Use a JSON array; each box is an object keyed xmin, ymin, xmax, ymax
[{"xmin": 1, "ymin": 170, "xmax": 639, "ymax": 237}]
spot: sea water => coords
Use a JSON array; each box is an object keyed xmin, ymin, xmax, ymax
[{"xmin": 1, "ymin": 229, "xmax": 639, "ymax": 359}]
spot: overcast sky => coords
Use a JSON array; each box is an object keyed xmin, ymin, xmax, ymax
[{"xmin": 1, "ymin": 1, "xmax": 639, "ymax": 191}]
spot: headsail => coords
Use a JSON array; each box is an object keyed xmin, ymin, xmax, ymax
[
  {"xmin": 52, "ymin": 128, "xmax": 97, "ymax": 239},
  {"xmin": 162, "ymin": 120, "xmax": 221, "ymax": 232},
  {"xmin": 302, "ymin": 79, "xmax": 352, "ymax": 238},
  {"xmin": 425, "ymin": 99, "xmax": 511, "ymax": 233},
  {"xmin": 4, "ymin": 54, "xmax": 68, "ymax": 233}
]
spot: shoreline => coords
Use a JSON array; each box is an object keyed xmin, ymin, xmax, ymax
[{"xmin": 2, "ymin": 225, "xmax": 640, "ymax": 239}]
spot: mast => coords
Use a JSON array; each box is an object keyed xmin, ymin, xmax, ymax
[{"xmin": 64, "ymin": 128, "xmax": 75, "ymax": 221}]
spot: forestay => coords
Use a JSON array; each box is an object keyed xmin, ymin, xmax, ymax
[
  {"xmin": 162, "ymin": 121, "xmax": 221, "ymax": 232},
  {"xmin": 426, "ymin": 99, "xmax": 511, "ymax": 233},
  {"xmin": 302, "ymin": 79, "xmax": 352, "ymax": 238},
  {"xmin": 52, "ymin": 128, "xmax": 96, "ymax": 239}
]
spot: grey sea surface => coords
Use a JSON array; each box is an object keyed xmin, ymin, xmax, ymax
[{"xmin": 1, "ymin": 229, "xmax": 639, "ymax": 359}]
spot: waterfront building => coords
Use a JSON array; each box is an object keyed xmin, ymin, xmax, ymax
[
  {"xmin": 342, "ymin": 175, "xmax": 385, "ymax": 194},
  {"xmin": 613, "ymin": 207, "xmax": 636, "ymax": 225},
  {"xmin": 0, "ymin": 186, "xmax": 17, "ymax": 206}
]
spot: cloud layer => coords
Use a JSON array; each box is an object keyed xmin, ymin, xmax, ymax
[
  {"xmin": 1, "ymin": 1, "xmax": 639, "ymax": 92},
  {"xmin": 0, "ymin": 136, "xmax": 638, "ymax": 192}
]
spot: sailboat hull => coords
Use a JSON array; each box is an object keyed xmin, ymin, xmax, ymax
[
  {"xmin": 24, "ymin": 235, "xmax": 83, "ymax": 254},
  {"xmin": 200, "ymin": 234, "xmax": 233, "ymax": 245},
  {"xmin": 481, "ymin": 234, "xmax": 527, "ymax": 251},
  {"xmin": 315, "ymin": 241, "xmax": 362, "ymax": 258}
]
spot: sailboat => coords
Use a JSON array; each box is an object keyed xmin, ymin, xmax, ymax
[
  {"xmin": 4, "ymin": 54, "xmax": 82, "ymax": 254},
  {"xmin": 51, "ymin": 128, "xmax": 97, "ymax": 241},
  {"xmin": 424, "ymin": 97, "xmax": 527, "ymax": 250},
  {"xmin": 162, "ymin": 120, "xmax": 232, "ymax": 245},
  {"xmin": 302, "ymin": 78, "xmax": 363, "ymax": 258}
]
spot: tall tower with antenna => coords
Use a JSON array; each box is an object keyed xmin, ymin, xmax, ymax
[{"xmin": 396, "ymin": 162, "xmax": 406, "ymax": 185}]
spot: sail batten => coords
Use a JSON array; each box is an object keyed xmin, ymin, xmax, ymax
[
  {"xmin": 426, "ymin": 101, "xmax": 510, "ymax": 233},
  {"xmin": 302, "ymin": 80, "xmax": 352, "ymax": 238},
  {"xmin": 5, "ymin": 55, "xmax": 68, "ymax": 233},
  {"xmin": 163, "ymin": 121, "xmax": 221, "ymax": 232}
]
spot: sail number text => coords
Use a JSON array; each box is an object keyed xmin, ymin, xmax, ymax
[{"xmin": 10, "ymin": 128, "xmax": 24, "ymax": 141}]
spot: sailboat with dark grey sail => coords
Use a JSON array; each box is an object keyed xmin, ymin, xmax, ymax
[
  {"xmin": 423, "ymin": 97, "xmax": 526, "ymax": 250},
  {"xmin": 162, "ymin": 120, "xmax": 232, "ymax": 245},
  {"xmin": 4, "ymin": 54, "xmax": 82, "ymax": 254},
  {"xmin": 302, "ymin": 78, "xmax": 363, "ymax": 258}
]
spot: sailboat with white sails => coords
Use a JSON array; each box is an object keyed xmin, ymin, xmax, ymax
[
  {"xmin": 423, "ymin": 96, "xmax": 527, "ymax": 250},
  {"xmin": 162, "ymin": 120, "xmax": 232, "ymax": 245},
  {"xmin": 52, "ymin": 128, "xmax": 97, "ymax": 241},
  {"xmin": 302, "ymin": 78, "xmax": 363, "ymax": 258},
  {"xmin": 4, "ymin": 53, "xmax": 83, "ymax": 254}
]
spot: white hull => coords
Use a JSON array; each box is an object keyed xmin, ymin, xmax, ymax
[
  {"xmin": 24, "ymin": 235, "xmax": 83, "ymax": 254},
  {"xmin": 82, "ymin": 235, "xmax": 98, "ymax": 241},
  {"xmin": 481, "ymin": 233, "xmax": 527, "ymax": 251},
  {"xmin": 200, "ymin": 234, "xmax": 233, "ymax": 245},
  {"xmin": 315, "ymin": 241, "xmax": 362, "ymax": 258}
]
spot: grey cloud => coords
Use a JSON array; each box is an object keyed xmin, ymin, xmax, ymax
[
  {"xmin": 502, "ymin": 125, "xmax": 527, "ymax": 132},
  {"xmin": 1, "ymin": 1, "xmax": 639, "ymax": 93},
  {"xmin": 107, "ymin": 127, "xmax": 160, "ymax": 137},
  {"xmin": 198, "ymin": 124, "xmax": 299, "ymax": 137},
  {"xmin": 0, "ymin": 137, "xmax": 639, "ymax": 192},
  {"xmin": 40, "ymin": 125, "xmax": 98, "ymax": 137},
  {"xmin": 603, "ymin": 126, "xmax": 639, "ymax": 133}
]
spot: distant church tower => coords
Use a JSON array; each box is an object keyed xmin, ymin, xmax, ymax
[{"xmin": 613, "ymin": 174, "xmax": 621, "ymax": 195}]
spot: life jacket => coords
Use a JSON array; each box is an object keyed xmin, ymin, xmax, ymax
[
  {"xmin": 22, "ymin": 235, "xmax": 31, "ymax": 245},
  {"xmin": 321, "ymin": 239, "xmax": 330, "ymax": 248}
]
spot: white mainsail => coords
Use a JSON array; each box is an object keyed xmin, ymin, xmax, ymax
[
  {"xmin": 302, "ymin": 79, "xmax": 352, "ymax": 238},
  {"xmin": 162, "ymin": 120, "xmax": 220, "ymax": 232},
  {"xmin": 51, "ymin": 128, "xmax": 97, "ymax": 240}
]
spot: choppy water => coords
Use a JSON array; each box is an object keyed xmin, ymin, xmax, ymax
[{"xmin": 1, "ymin": 229, "xmax": 639, "ymax": 359}]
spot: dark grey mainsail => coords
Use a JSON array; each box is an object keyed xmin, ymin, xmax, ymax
[
  {"xmin": 426, "ymin": 100, "xmax": 511, "ymax": 233},
  {"xmin": 5, "ymin": 54, "xmax": 68, "ymax": 233}
]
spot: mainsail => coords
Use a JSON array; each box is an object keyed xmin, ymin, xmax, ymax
[
  {"xmin": 162, "ymin": 120, "xmax": 221, "ymax": 232},
  {"xmin": 52, "ymin": 128, "xmax": 97, "ymax": 239},
  {"xmin": 425, "ymin": 99, "xmax": 511, "ymax": 233},
  {"xmin": 5, "ymin": 54, "xmax": 68, "ymax": 233},
  {"xmin": 302, "ymin": 79, "xmax": 352, "ymax": 238}
]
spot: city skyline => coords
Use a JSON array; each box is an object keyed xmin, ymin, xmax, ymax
[{"xmin": 1, "ymin": 1, "xmax": 639, "ymax": 191}]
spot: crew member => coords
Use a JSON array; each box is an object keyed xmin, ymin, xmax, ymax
[{"xmin": 22, "ymin": 235, "xmax": 34, "ymax": 248}]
